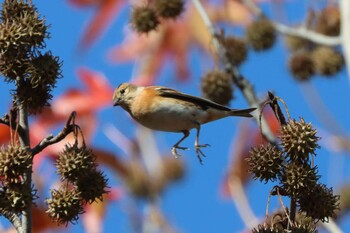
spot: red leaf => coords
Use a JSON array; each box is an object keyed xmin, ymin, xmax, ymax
[{"xmin": 78, "ymin": 0, "xmax": 125, "ymax": 49}]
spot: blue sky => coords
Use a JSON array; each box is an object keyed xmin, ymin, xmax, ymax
[{"xmin": 1, "ymin": 0, "xmax": 350, "ymax": 232}]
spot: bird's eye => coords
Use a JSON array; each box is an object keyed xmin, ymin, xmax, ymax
[{"xmin": 120, "ymin": 89, "xmax": 125, "ymax": 95}]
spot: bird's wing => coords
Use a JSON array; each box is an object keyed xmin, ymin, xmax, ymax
[{"xmin": 155, "ymin": 87, "xmax": 232, "ymax": 111}]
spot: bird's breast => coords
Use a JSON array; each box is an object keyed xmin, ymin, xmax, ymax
[{"xmin": 131, "ymin": 98, "xmax": 207, "ymax": 132}]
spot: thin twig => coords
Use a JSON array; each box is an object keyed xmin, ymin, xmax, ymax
[
  {"xmin": 242, "ymin": 0, "xmax": 341, "ymax": 46},
  {"xmin": 7, "ymin": 213, "xmax": 23, "ymax": 233},
  {"xmin": 191, "ymin": 0, "xmax": 276, "ymax": 143},
  {"xmin": 276, "ymin": 187, "xmax": 293, "ymax": 227},
  {"xmin": 31, "ymin": 111, "xmax": 77, "ymax": 156},
  {"xmin": 273, "ymin": 22, "xmax": 341, "ymax": 46}
]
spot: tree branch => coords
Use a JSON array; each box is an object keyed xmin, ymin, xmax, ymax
[
  {"xmin": 31, "ymin": 111, "xmax": 77, "ymax": 156},
  {"xmin": 7, "ymin": 212, "xmax": 23, "ymax": 233},
  {"xmin": 273, "ymin": 22, "xmax": 341, "ymax": 46},
  {"xmin": 17, "ymin": 94, "xmax": 31, "ymax": 233},
  {"xmin": 243, "ymin": 0, "xmax": 341, "ymax": 46},
  {"xmin": 191, "ymin": 0, "xmax": 276, "ymax": 143}
]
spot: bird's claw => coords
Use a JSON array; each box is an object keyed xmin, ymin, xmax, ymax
[
  {"xmin": 171, "ymin": 146, "xmax": 189, "ymax": 158},
  {"xmin": 195, "ymin": 144, "xmax": 210, "ymax": 164}
]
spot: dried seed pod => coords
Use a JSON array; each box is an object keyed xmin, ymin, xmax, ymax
[
  {"xmin": 245, "ymin": 17, "xmax": 276, "ymax": 51},
  {"xmin": 222, "ymin": 36, "xmax": 248, "ymax": 66},
  {"xmin": 298, "ymin": 183, "xmax": 339, "ymax": 222},
  {"xmin": 251, "ymin": 224, "xmax": 279, "ymax": 233},
  {"xmin": 289, "ymin": 223, "xmax": 318, "ymax": 233},
  {"xmin": 131, "ymin": 5, "xmax": 159, "ymax": 33},
  {"xmin": 27, "ymin": 52, "xmax": 62, "ymax": 88},
  {"xmin": 280, "ymin": 162, "xmax": 320, "ymax": 197},
  {"xmin": 289, "ymin": 51, "xmax": 315, "ymax": 81},
  {"xmin": 247, "ymin": 143, "xmax": 284, "ymax": 183},
  {"xmin": 201, "ymin": 70, "xmax": 233, "ymax": 105},
  {"xmin": 280, "ymin": 118, "xmax": 320, "ymax": 162},
  {"xmin": 155, "ymin": 0, "xmax": 184, "ymax": 19},
  {"xmin": 0, "ymin": 0, "xmax": 48, "ymax": 49},
  {"xmin": 311, "ymin": 46, "xmax": 343, "ymax": 76},
  {"xmin": 162, "ymin": 156, "xmax": 185, "ymax": 183},
  {"xmin": 0, "ymin": 184, "xmax": 37, "ymax": 215},
  {"xmin": 46, "ymin": 187, "xmax": 84, "ymax": 225},
  {"xmin": 316, "ymin": 6, "xmax": 340, "ymax": 36},
  {"xmin": 56, "ymin": 144, "xmax": 96, "ymax": 182},
  {"xmin": 76, "ymin": 168, "xmax": 109, "ymax": 204},
  {"xmin": 16, "ymin": 79, "xmax": 53, "ymax": 114},
  {"xmin": 0, "ymin": 145, "xmax": 32, "ymax": 184}
]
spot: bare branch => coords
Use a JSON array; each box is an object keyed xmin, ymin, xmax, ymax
[
  {"xmin": 6, "ymin": 212, "xmax": 23, "ymax": 233},
  {"xmin": 191, "ymin": 0, "xmax": 276, "ymax": 143},
  {"xmin": 274, "ymin": 22, "xmax": 341, "ymax": 46},
  {"xmin": 243, "ymin": 0, "xmax": 341, "ymax": 46},
  {"xmin": 31, "ymin": 111, "xmax": 77, "ymax": 156}
]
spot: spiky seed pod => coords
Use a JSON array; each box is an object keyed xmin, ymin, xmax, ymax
[
  {"xmin": 16, "ymin": 80, "xmax": 52, "ymax": 114},
  {"xmin": 311, "ymin": 46, "xmax": 344, "ymax": 76},
  {"xmin": 0, "ymin": 0, "xmax": 49, "ymax": 82},
  {"xmin": 0, "ymin": 22, "xmax": 31, "ymax": 81},
  {"xmin": 0, "ymin": 184, "xmax": 37, "ymax": 215},
  {"xmin": 27, "ymin": 52, "xmax": 62, "ymax": 88},
  {"xmin": 247, "ymin": 144, "xmax": 284, "ymax": 183},
  {"xmin": 298, "ymin": 183, "xmax": 339, "ymax": 222},
  {"xmin": 201, "ymin": 70, "xmax": 233, "ymax": 105},
  {"xmin": 280, "ymin": 162, "xmax": 320, "ymax": 197},
  {"xmin": 289, "ymin": 51, "xmax": 315, "ymax": 81},
  {"xmin": 0, "ymin": 145, "xmax": 32, "ymax": 184},
  {"xmin": 162, "ymin": 156, "xmax": 185, "ymax": 183},
  {"xmin": 0, "ymin": 0, "xmax": 48, "ymax": 49},
  {"xmin": 56, "ymin": 144, "xmax": 96, "ymax": 183},
  {"xmin": 155, "ymin": 0, "xmax": 184, "ymax": 19},
  {"xmin": 46, "ymin": 187, "xmax": 84, "ymax": 225},
  {"xmin": 222, "ymin": 36, "xmax": 248, "ymax": 66},
  {"xmin": 245, "ymin": 18, "xmax": 276, "ymax": 51},
  {"xmin": 280, "ymin": 118, "xmax": 320, "ymax": 162},
  {"xmin": 1, "ymin": 0, "xmax": 36, "ymax": 21},
  {"xmin": 76, "ymin": 168, "xmax": 108, "ymax": 204},
  {"xmin": 269, "ymin": 212, "xmax": 288, "ymax": 232},
  {"xmin": 131, "ymin": 6, "xmax": 159, "ymax": 33},
  {"xmin": 290, "ymin": 223, "xmax": 318, "ymax": 233},
  {"xmin": 0, "ymin": 48, "xmax": 28, "ymax": 81},
  {"xmin": 251, "ymin": 224, "xmax": 279, "ymax": 233},
  {"xmin": 284, "ymin": 35, "xmax": 310, "ymax": 52},
  {"xmin": 316, "ymin": 6, "xmax": 340, "ymax": 36}
]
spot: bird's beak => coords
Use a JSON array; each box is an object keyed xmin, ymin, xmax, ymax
[{"xmin": 113, "ymin": 98, "xmax": 120, "ymax": 106}]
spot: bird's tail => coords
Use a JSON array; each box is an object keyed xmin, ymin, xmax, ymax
[{"xmin": 230, "ymin": 107, "xmax": 256, "ymax": 117}]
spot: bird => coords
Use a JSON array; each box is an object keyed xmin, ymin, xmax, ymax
[{"xmin": 113, "ymin": 83, "xmax": 256, "ymax": 163}]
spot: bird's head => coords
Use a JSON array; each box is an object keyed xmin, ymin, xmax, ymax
[{"xmin": 113, "ymin": 83, "xmax": 139, "ymax": 109}]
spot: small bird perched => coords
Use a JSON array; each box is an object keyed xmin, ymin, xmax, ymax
[{"xmin": 113, "ymin": 83, "xmax": 256, "ymax": 163}]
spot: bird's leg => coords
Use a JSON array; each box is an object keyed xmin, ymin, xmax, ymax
[
  {"xmin": 171, "ymin": 130, "xmax": 190, "ymax": 158},
  {"xmin": 194, "ymin": 123, "xmax": 210, "ymax": 164}
]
